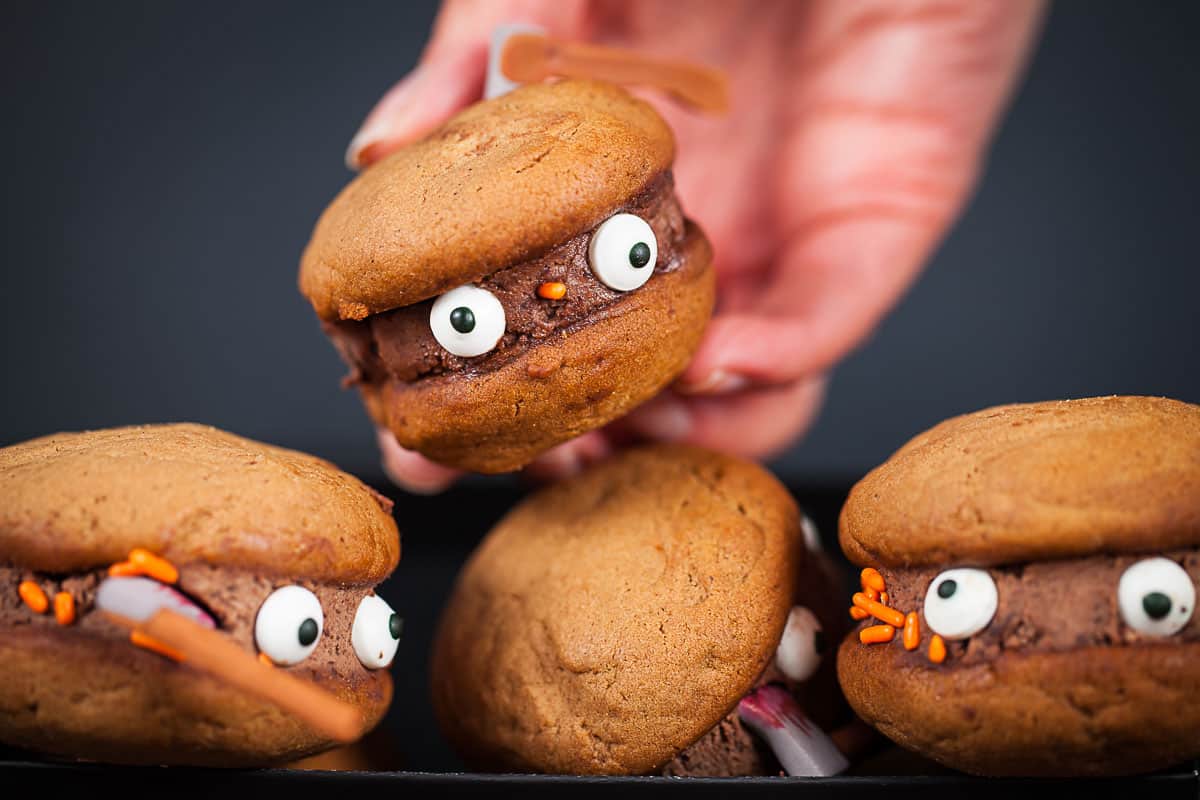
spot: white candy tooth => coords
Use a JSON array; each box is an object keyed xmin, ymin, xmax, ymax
[
  {"xmin": 95, "ymin": 577, "xmax": 215, "ymax": 628},
  {"xmin": 737, "ymin": 684, "xmax": 849, "ymax": 777}
]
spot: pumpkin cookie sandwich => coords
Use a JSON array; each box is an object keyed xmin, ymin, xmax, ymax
[{"xmin": 0, "ymin": 423, "xmax": 403, "ymax": 766}]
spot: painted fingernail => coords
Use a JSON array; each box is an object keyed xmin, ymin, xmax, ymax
[
  {"xmin": 676, "ymin": 369, "xmax": 749, "ymax": 396},
  {"xmin": 345, "ymin": 68, "xmax": 425, "ymax": 170}
]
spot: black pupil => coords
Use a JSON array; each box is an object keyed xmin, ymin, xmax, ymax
[
  {"xmin": 297, "ymin": 618, "xmax": 319, "ymax": 646},
  {"xmin": 1143, "ymin": 591, "xmax": 1172, "ymax": 620},
  {"xmin": 449, "ymin": 306, "xmax": 475, "ymax": 334},
  {"xmin": 813, "ymin": 629, "xmax": 826, "ymax": 655},
  {"xmin": 389, "ymin": 613, "xmax": 403, "ymax": 640},
  {"xmin": 628, "ymin": 242, "xmax": 651, "ymax": 269},
  {"xmin": 937, "ymin": 579, "xmax": 958, "ymax": 599}
]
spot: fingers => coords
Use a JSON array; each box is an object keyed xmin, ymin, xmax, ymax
[
  {"xmin": 681, "ymin": 0, "xmax": 1046, "ymax": 395},
  {"xmin": 346, "ymin": 0, "xmax": 594, "ymax": 170},
  {"xmin": 678, "ymin": 211, "xmax": 942, "ymax": 391},
  {"xmin": 520, "ymin": 431, "xmax": 613, "ymax": 483},
  {"xmin": 376, "ymin": 428, "xmax": 462, "ymax": 494},
  {"xmin": 612, "ymin": 377, "xmax": 827, "ymax": 461}
]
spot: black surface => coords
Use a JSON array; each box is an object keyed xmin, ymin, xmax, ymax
[
  {"xmin": 2, "ymin": 761, "xmax": 1197, "ymax": 800},
  {"xmin": 2, "ymin": 1, "xmax": 1199, "ymax": 481}
]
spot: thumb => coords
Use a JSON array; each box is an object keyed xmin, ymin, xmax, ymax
[{"xmin": 346, "ymin": 0, "xmax": 594, "ymax": 170}]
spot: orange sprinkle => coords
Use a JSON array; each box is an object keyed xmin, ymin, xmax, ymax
[
  {"xmin": 18, "ymin": 581, "xmax": 48, "ymax": 614},
  {"xmin": 849, "ymin": 606, "xmax": 870, "ymax": 621},
  {"xmin": 879, "ymin": 591, "xmax": 889, "ymax": 606},
  {"xmin": 129, "ymin": 548, "xmax": 178, "ymax": 585},
  {"xmin": 859, "ymin": 625, "xmax": 895, "ymax": 644},
  {"xmin": 861, "ymin": 568, "xmax": 886, "ymax": 593},
  {"xmin": 258, "ymin": 653, "xmax": 275, "ymax": 668},
  {"xmin": 54, "ymin": 592, "xmax": 75, "ymax": 625},
  {"xmin": 863, "ymin": 585, "xmax": 879, "ymax": 602},
  {"xmin": 130, "ymin": 631, "xmax": 186, "ymax": 662},
  {"xmin": 928, "ymin": 634, "xmax": 947, "ymax": 664},
  {"xmin": 108, "ymin": 561, "xmax": 141, "ymax": 577},
  {"xmin": 903, "ymin": 612, "xmax": 920, "ymax": 651},
  {"xmin": 537, "ymin": 281, "xmax": 567, "ymax": 300},
  {"xmin": 852, "ymin": 592, "xmax": 906, "ymax": 628}
]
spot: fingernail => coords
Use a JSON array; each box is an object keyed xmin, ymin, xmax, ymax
[
  {"xmin": 376, "ymin": 428, "xmax": 457, "ymax": 494},
  {"xmin": 629, "ymin": 396, "xmax": 692, "ymax": 442},
  {"xmin": 677, "ymin": 369, "xmax": 749, "ymax": 396},
  {"xmin": 345, "ymin": 68, "xmax": 425, "ymax": 171}
]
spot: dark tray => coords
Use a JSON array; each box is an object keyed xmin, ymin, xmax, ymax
[{"xmin": 4, "ymin": 480, "xmax": 1196, "ymax": 796}]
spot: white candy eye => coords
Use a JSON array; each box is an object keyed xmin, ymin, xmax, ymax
[
  {"xmin": 588, "ymin": 213, "xmax": 657, "ymax": 291},
  {"xmin": 775, "ymin": 605, "xmax": 825, "ymax": 683},
  {"xmin": 352, "ymin": 593, "xmax": 402, "ymax": 669},
  {"xmin": 923, "ymin": 568, "xmax": 997, "ymax": 640},
  {"xmin": 255, "ymin": 585, "xmax": 323, "ymax": 665},
  {"xmin": 430, "ymin": 285, "xmax": 506, "ymax": 357},
  {"xmin": 1118, "ymin": 557, "xmax": 1195, "ymax": 637}
]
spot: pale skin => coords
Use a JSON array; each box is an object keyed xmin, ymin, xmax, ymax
[{"xmin": 347, "ymin": 0, "xmax": 1047, "ymax": 493}]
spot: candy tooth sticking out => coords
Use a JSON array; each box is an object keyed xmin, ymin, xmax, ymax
[
  {"xmin": 95, "ymin": 576, "xmax": 216, "ymax": 629},
  {"xmin": 737, "ymin": 684, "xmax": 849, "ymax": 777}
]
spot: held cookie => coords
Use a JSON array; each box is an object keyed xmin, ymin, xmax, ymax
[
  {"xmin": 0, "ymin": 424, "xmax": 403, "ymax": 766},
  {"xmin": 299, "ymin": 80, "xmax": 715, "ymax": 473},
  {"xmin": 430, "ymin": 444, "xmax": 849, "ymax": 776},
  {"xmin": 836, "ymin": 396, "xmax": 1200, "ymax": 776}
]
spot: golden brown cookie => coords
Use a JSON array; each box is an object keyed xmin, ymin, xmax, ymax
[
  {"xmin": 0, "ymin": 423, "xmax": 399, "ymax": 581},
  {"xmin": 840, "ymin": 396, "xmax": 1200, "ymax": 568},
  {"xmin": 300, "ymin": 80, "xmax": 674, "ymax": 321},
  {"xmin": 298, "ymin": 80, "xmax": 715, "ymax": 473},
  {"xmin": 836, "ymin": 396, "xmax": 1200, "ymax": 776},
  {"xmin": 0, "ymin": 424, "xmax": 403, "ymax": 766},
  {"xmin": 431, "ymin": 444, "xmax": 847, "ymax": 775}
]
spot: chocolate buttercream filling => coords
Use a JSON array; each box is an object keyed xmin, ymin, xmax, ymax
[
  {"xmin": 855, "ymin": 549, "xmax": 1200, "ymax": 667},
  {"xmin": 0, "ymin": 564, "xmax": 383, "ymax": 688},
  {"xmin": 325, "ymin": 172, "xmax": 689, "ymax": 385}
]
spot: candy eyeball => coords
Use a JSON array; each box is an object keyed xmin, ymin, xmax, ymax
[
  {"xmin": 255, "ymin": 585, "xmax": 324, "ymax": 665},
  {"xmin": 1118, "ymin": 557, "xmax": 1195, "ymax": 637},
  {"xmin": 352, "ymin": 593, "xmax": 402, "ymax": 669},
  {"xmin": 775, "ymin": 605, "xmax": 825, "ymax": 683},
  {"xmin": 588, "ymin": 213, "xmax": 658, "ymax": 291},
  {"xmin": 923, "ymin": 568, "xmax": 998, "ymax": 640},
  {"xmin": 430, "ymin": 285, "xmax": 506, "ymax": 357}
]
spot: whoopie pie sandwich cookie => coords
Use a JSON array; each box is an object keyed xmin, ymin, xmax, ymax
[
  {"xmin": 0, "ymin": 424, "xmax": 403, "ymax": 766},
  {"xmin": 299, "ymin": 80, "xmax": 715, "ymax": 473},
  {"xmin": 836, "ymin": 396, "xmax": 1200, "ymax": 776},
  {"xmin": 431, "ymin": 444, "xmax": 852, "ymax": 776}
]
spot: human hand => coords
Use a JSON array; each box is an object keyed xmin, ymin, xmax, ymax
[{"xmin": 349, "ymin": 0, "xmax": 1045, "ymax": 493}]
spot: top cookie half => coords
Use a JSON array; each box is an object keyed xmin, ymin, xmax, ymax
[
  {"xmin": 839, "ymin": 396, "xmax": 1200, "ymax": 568},
  {"xmin": 299, "ymin": 80, "xmax": 674, "ymax": 322}
]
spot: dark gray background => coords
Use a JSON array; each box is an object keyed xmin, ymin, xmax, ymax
[{"xmin": 3, "ymin": 1, "xmax": 1198, "ymax": 483}]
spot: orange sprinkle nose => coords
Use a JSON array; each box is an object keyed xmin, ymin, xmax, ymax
[
  {"xmin": 18, "ymin": 581, "xmax": 48, "ymax": 614},
  {"xmin": 928, "ymin": 634, "xmax": 947, "ymax": 664},
  {"xmin": 859, "ymin": 625, "xmax": 895, "ymax": 644},
  {"xmin": 129, "ymin": 548, "xmax": 179, "ymax": 585},
  {"xmin": 860, "ymin": 568, "xmax": 886, "ymax": 593},
  {"xmin": 849, "ymin": 606, "xmax": 870, "ymax": 621},
  {"xmin": 54, "ymin": 592, "xmax": 76, "ymax": 626},
  {"xmin": 852, "ymin": 592, "xmax": 906, "ymax": 628},
  {"xmin": 537, "ymin": 281, "xmax": 567, "ymax": 300},
  {"xmin": 903, "ymin": 611, "xmax": 920, "ymax": 651}
]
